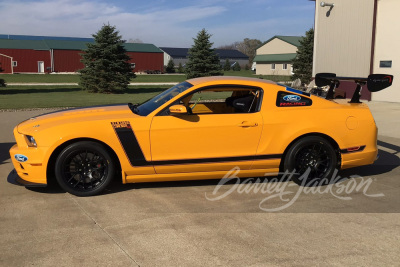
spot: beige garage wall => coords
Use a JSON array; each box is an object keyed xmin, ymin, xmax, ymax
[
  {"xmin": 313, "ymin": 0, "xmax": 375, "ymax": 77},
  {"xmin": 257, "ymin": 39, "xmax": 297, "ymax": 55},
  {"xmin": 372, "ymin": 0, "xmax": 400, "ymax": 102},
  {"xmin": 257, "ymin": 63, "xmax": 293, "ymax": 76}
]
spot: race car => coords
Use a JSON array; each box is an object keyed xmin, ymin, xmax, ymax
[{"xmin": 9, "ymin": 74, "xmax": 393, "ymax": 196}]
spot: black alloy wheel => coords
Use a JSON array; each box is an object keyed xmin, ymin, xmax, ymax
[
  {"xmin": 55, "ymin": 141, "xmax": 115, "ymax": 196},
  {"xmin": 284, "ymin": 136, "xmax": 338, "ymax": 186}
]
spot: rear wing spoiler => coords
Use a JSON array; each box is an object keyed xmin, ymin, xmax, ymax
[{"xmin": 315, "ymin": 73, "xmax": 394, "ymax": 103}]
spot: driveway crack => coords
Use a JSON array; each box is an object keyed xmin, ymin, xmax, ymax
[{"xmin": 67, "ymin": 195, "xmax": 140, "ymax": 266}]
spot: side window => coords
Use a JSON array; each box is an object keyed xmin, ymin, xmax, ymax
[{"xmin": 159, "ymin": 87, "xmax": 262, "ymax": 116}]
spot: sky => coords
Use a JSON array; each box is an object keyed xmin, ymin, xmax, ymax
[{"xmin": 0, "ymin": 0, "xmax": 315, "ymax": 47}]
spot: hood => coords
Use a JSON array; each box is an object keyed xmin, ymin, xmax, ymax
[{"xmin": 17, "ymin": 104, "xmax": 137, "ymax": 134}]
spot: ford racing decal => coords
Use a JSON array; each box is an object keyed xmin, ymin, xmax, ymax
[
  {"xmin": 283, "ymin": 95, "xmax": 301, "ymax": 102},
  {"xmin": 15, "ymin": 154, "xmax": 28, "ymax": 162},
  {"xmin": 276, "ymin": 91, "xmax": 312, "ymax": 107}
]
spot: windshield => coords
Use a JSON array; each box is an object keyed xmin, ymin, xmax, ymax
[{"xmin": 134, "ymin": 81, "xmax": 193, "ymax": 116}]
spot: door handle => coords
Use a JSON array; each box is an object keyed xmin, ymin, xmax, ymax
[{"xmin": 238, "ymin": 121, "xmax": 258, "ymax": 127}]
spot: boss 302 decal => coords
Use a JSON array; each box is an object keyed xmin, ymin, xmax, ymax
[
  {"xmin": 111, "ymin": 121, "xmax": 148, "ymax": 166},
  {"xmin": 276, "ymin": 91, "xmax": 312, "ymax": 107}
]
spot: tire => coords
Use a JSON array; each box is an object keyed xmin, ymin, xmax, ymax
[
  {"xmin": 55, "ymin": 141, "xmax": 115, "ymax": 196},
  {"xmin": 283, "ymin": 136, "xmax": 338, "ymax": 186}
]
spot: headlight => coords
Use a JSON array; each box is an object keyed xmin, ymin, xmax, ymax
[{"xmin": 25, "ymin": 135, "xmax": 37, "ymax": 147}]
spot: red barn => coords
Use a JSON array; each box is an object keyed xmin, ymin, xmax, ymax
[
  {"xmin": 0, "ymin": 38, "xmax": 164, "ymax": 73},
  {"xmin": 0, "ymin": 53, "xmax": 13, "ymax": 74},
  {"xmin": 0, "ymin": 39, "xmax": 51, "ymax": 73},
  {"xmin": 43, "ymin": 40, "xmax": 88, "ymax": 72},
  {"xmin": 124, "ymin": 43, "xmax": 164, "ymax": 73}
]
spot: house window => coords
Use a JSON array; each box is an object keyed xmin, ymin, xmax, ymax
[
  {"xmin": 12, "ymin": 61, "xmax": 17, "ymax": 67},
  {"xmin": 271, "ymin": 63, "xmax": 275, "ymax": 70},
  {"xmin": 282, "ymin": 63, "xmax": 288, "ymax": 70},
  {"xmin": 380, "ymin": 61, "xmax": 392, "ymax": 68}
]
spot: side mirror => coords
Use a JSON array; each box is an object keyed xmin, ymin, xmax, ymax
[
  {"xmin": 169, "ymin": 105, "xmax": 188, "ymax": 114},
  {"xmin": 367, "ymin": 74, "xmax": 393, "ymax": 92},
  {"xmin": 315, "ymin": 73, "xmax": 336, "ymax": 87}
]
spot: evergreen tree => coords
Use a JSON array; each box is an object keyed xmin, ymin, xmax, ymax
[
  {"xmin": 185, "ymin": 29, "xmax": 223, "ymax": 79},
  {"xmin": 223, "ymin": 59, "xmax": 231, "ymax": 71},
  {"xmin": 166, "ymin": 59, "xmax": 175, "ymax": 73},
  {"xmin": 177, "ymin": 63, "xmax": 184, "ymax": 73},
  {"xmin": 79, "ymin": 24, "xmax": 135, "ymax": 93},
  {"xmin": 292, "ymin": 28, "xmax": 314, "ymax": 84}
]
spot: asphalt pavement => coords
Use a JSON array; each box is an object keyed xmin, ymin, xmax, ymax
[{"xmin": 0, "ymin": 101, "xmax": 399, "ymax": 266}]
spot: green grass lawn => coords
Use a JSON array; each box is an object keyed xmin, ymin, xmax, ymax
[
  {"xmin": 0, "ymin": 86, "xmax": 169, "ymax": 109},
  {"xmin": 1, "ymin": 70, "xmax": 291, "ymax": 83}
]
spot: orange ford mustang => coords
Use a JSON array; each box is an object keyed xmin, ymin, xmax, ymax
[{"xmin": 9, "ymin": 74, "xmax": 393, "ymax": 196}]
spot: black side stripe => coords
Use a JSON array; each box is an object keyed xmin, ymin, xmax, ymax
[
  {"xmin": 112, "ymin": 122, "xmax": 282, "ymax": 167},
  {"xmin": 151, "ymin": 154, "xmax": 282, "ymax": 166},
  {"xmin": 112, "ymin": 123, "xmax": 148, "ymax": 166}
]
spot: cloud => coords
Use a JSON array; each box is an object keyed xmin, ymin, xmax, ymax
[
  {"xmin": 0, "ymin": 0, "xmax": 314, "ymax": 47},
  {"xmin": 0, "ymin": 0, "xmax": 226, "ymax": 44}
]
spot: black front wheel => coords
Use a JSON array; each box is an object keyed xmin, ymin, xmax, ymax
[
  {"xmin": 55, "ymin": 141, "xmax": 115, "ymax": 196},
  {"xmin": 283, "ymin": 136, "xmax": 338, "ymax": 186}
]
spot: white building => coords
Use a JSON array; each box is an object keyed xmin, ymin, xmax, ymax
[
  {"xmin": 312, "ymin": 0, "xmax": 399, "ymax": 102},
  {"xmin": 253, "ymin": 36, "xmax": 302, "ymax": 76}
]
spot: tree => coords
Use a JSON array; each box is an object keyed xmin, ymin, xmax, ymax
[
  {"xmin": 223, "ymin": 59, "xmax": 231, "ymax": 71},
  {"xmin": 217, "ymin": 43, "xmax": 239, "ymax": 50},
  {"xmin": 292, "ymin": 28, "xmax": 314, "ymax": 84},
  {"xmin": 236, "ymin": 38, "xmax": 262, "ymax": 64},
  {"xmin": 185, "ymin": 29, "xmax": 223, "ymax": 79},
  {"xmin": 166, "ymin": 59, "xmax": 175, "ymax": 73},
  {"xmin": 79, "ymin": 24, "xmax": 135, "ymax": 93},
  {"xmin": 177, "ymin": 63, "xmax": 184, "ymax": 73},
  {"xmin": 218, "ymin": 38, "xmax": 262, "ymax": 64}
]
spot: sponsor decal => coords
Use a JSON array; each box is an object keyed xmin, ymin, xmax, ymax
[
  {"xmin": 383, "ymin": 76, "xmax": 392, "ymax": 83},
  {"xmin": 280, "ymin": 102, "xmax": 306, "ymax": 106},
  {"xmin": 111, "ymin": 121, "xmax": 131, "ymax": 129},
  {"xmin": 283, "ymin": 95, "xmax": 301, "ymax": 102},
  {"xmin": 15, "ymin": 154, "xmax": 28, "ymax": 162},
  {"xmin": 276, "ymin": 91, "xmax": 312, "ymax": 107}
]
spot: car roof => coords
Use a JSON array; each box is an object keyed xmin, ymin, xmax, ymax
[{"xmin": 187, "ymin": 76, "xmax": 278, "ymax": 86}]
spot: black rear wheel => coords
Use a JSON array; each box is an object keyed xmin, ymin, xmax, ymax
[
  {"xmin": 55, "ymin": 141, "xmax": 115, "ymax": 196},
  {"xmin": 284, "ymin": 136, "xmax": 338, "ymax": 186}
]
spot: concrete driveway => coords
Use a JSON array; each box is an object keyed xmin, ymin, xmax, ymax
[{"xmin": 0, "ymin": 102, "xmax": 399, "ymax": 266}]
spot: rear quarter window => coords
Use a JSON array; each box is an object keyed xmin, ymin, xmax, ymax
[{"xmin": 276, "ymin": 91, "xmax": 312, "ymax": 107}]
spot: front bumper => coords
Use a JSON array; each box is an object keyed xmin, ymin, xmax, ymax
[
  {"xmin": 9, "ymin": 144, "xmax": 48, "ymax": 185},
  {"xmin": 7, "ymin": 169, "xmax": 46, "ymax": 187}
]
